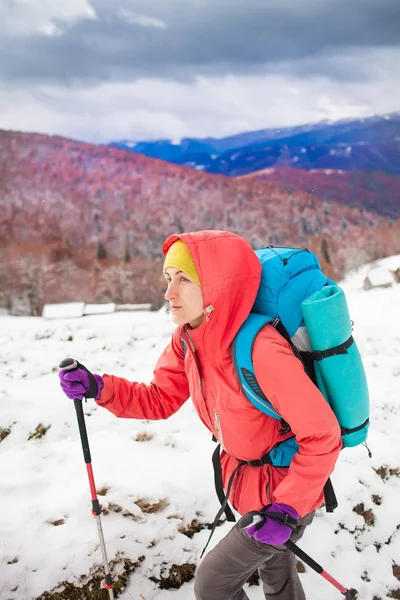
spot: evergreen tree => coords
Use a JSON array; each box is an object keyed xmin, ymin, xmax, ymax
[
  {"xmin": 97, "ymin": 242, "xmax": 107, "ymax": 260},
  {"xmin": 321, "ymin": 236, "xmax": 331, "ymax": 264}
]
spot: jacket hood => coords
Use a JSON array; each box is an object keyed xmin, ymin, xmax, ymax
[{"xmin": 163, "ymin": 230, "xmax": 261, "ymax": 355}]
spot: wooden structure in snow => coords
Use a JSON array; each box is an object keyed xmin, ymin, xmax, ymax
[
  {"xmin": 42, "ymin": 302, "xmax": 152, "ymax": 319},
  {"xmin": 363, "ymin": 267, "xmax": 396, "ymax": 291}
]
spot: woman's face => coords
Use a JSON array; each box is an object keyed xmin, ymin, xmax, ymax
[{"xmin": 164, "ymin": 267, "xmax": 204, "ymax": 328}]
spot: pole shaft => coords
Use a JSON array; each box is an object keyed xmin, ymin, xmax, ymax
[
  {"xmin": 285, "ymin": 540, "xmax": 346, "ymax": 593},
  {"xmin": 86, "ymin": 463, "xmax": 98, "ymax": 501},
  {"xmin": 73, "ymin": 398, "xmax": 114, "ymax": 597},
  {"xmin": 321, "ymin": 569, "xmax": 347, "ymax": 594},
  {"xmin": 285, "ymin": 540, "xmax": 323, "ymax": 573},
  {"xmin": 95, "ymin": 515, "xmax": 115, "ymax": 600}
]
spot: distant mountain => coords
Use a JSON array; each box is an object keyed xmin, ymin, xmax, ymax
[
  {"xmin": 110, "ymin": 113, "xmax": 400, "ymax": 176},
  {"xmin": 1, "ymin": 129, "xmax": 400, "ymax": 315},
  {"xmin": 241, "ymin": 167, "xmax": 400, "ymax": 219}
]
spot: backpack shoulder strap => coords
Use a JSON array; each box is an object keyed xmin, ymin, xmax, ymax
[{"xmin": 232, "ymin": 313, "xmax": 281, "ymax": 420}]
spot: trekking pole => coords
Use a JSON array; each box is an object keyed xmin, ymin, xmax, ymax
[
  {"xmin": 285, "ymin": 539, "xmax": 359, "ymax": 599},
  {"xmin": 240, "ymin": 511, "xmax": 359, "ymax": 599},
  {"xmin": 59, "ymin": 358, "xmax": 114, "ymax": 599}
]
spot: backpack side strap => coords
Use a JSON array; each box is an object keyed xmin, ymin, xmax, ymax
[
  {"xmin": 232, "ymin": 313, "xmax": 281, "ymax": 420},
  {"xmin": 310, "ymin": 335, "xmax": 354, "ymax": 361}
]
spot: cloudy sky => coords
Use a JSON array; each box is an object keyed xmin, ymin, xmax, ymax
[{"xmin": 1, "ymin": 0, "xmax": 399, "ymax": 143}]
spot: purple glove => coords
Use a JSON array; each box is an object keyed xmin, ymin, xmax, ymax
[
  {"xmin": 59, "ymin": 367, "xmax": 104, "ymax": 400},
  {"xmin": 246, "ymin": 502, "xmax": 299, "ymax": 546}
]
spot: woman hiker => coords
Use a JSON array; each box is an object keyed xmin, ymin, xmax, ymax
[{"xmin": 59, "ymin": 230, "xmax": 342, "ymax": 600}]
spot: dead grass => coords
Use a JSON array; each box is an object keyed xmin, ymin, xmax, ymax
[
  {"xmin": 353, "ymin": 503, "xmax": 376, "ymax": 526},
  {"xmin": 34, "ymin": 555, "xmax": 144, "ymax": 600},
  {"xmin": 149, "ymin": 563, "xmax": 196, "ymax": 590},
  {"xmin": 178, "ymin": 519, "xmax": 207, "ymax": 539},
  {"xmin": 28, "ymin": 423, "xmax": 51, "ymax": 441},
  {"xmin": 393, "ymin": 564, "xmax": 400, "ymax": 582},
  {"xmin": 135, "ymin": 431, "xmax": 154, "ymax": 442},
  {"xmin": 135, "ymin": 498, "xmax": 168, "ymax": 514},
  {"xmin": 0, "ymin": 427, "xmax": 11, "ymax": 442},
  {"xmin": 374, "ymin": 465, "xmax": 400, "ymax": 481},
  {"xmin": 296, "ymin": 561, "xmax": 306, "ymax": 573},
  {"xmin": 177, "ymin": 517, "xmax": 224, "ymax": 538},
  {"xmin": 372, "ymin": 494, "xmax": 382, "ymax": 505},
  {"xmin": 102, "ymin": 503, "xmax": 140, "ymax": 521}
]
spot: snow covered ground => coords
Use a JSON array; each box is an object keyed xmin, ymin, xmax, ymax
[{"xmin": 1, "ymin": 257, "xmax": 400, "ymax": 600}]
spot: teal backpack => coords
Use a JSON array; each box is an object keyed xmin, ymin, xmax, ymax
[
  {"xmin": 212, "ymin": 246, "xmax": 370, "ymax": 525},
  {"xmin": 232, "ymin": 246, "xmax": 370, "ymax": 455},
  {"xmin": 204, "ymin": 246, "xmax": 370, "ymax": 555}
]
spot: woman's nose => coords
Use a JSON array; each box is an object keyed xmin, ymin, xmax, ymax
[{"xmin": 165, "ymin": 283, "xmax": 177, "ymax": 301}]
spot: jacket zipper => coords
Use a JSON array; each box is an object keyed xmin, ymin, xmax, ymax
[
  {"xmin": 185, "ymin": 329, "xmax": 214, "ymax": 433},
  {"xmin": 185, "ymin": 329, "xmax": 196, "ymax": 353}
]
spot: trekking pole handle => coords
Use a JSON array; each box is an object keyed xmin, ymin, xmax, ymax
[
  {"xmin": 73, "ymin": 399, "xmax": 92, "ymax": 465},
  {"xmin": 239, "ymin": 511, "xmax": 265, "ymax": 529},
  {"xmin": 59, "ymin": 358, "xmax": 92, "ymax": 464},
  {"xmin": 59, "ymin": 357, "xmax": 78, "ymax": 370}
]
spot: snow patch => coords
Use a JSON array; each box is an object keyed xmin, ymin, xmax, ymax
[{"xmin": 1, "ymin": 262, "xmax": 400, "ymax": 599}]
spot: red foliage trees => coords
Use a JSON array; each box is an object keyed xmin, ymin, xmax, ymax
[{"xmin": 1, "ymin": 130, "xmax": 399, "ymax": 314}]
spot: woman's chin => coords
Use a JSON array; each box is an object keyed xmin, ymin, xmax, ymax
[{"xmin": 171, "ymin": 312, "xmax": 185, "ymax": 325}]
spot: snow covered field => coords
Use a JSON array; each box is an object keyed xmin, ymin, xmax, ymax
[{"xmin": 1, "ymin": 258, "xmax": 400, "ymax": 600}]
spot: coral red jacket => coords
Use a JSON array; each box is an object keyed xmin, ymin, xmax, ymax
[{"xmin": 96, "ymin": 230, "xmax": 342, "ymax": 517}]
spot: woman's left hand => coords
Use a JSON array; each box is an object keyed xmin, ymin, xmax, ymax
[{"xmin": 244, "ymin": 502, "xmax": 300, "ymax": 546}]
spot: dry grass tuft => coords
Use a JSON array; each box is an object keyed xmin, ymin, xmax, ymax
[
  {"xmin": 102, "ymin": 503, "xmax": 140, "ymax": 521},
  {"xmin": 353, "ymin": 503, "xmax": 375, "ymax": 526},
  {"xmin": 135, "ymin": 431, "xmax": 154, "ymax": 442},
  {"xmin": 372, "ymin": 494, "xmax": 382, "ymax": 505},
  {"xmin": 0, "ymin": 427, "xmax": 11, "ymax": 442},
  {"xmin": 178, "ymin": 519, "xmax": 207, "ymax": 539},
  {"xmin": 150, "ymin": 563, "xmax": 196, "ymax": 590},
  {"xmin": 34, "ymin": 555, "xmax": 144, "ymax": 599},
  {"xmin": 374, "ymin": 465, "xmax": 400, "ymax": 481},
  {"xmin": 296, "ymin": 561, "xmax": 306, "ymax": 573},
  {"xmin": 135, "ymin": 498, "xmax": 168, "ymax": 514},
  {"xmin": 28, "ymin": 423, "xmax": 51, "ymax": 441}
]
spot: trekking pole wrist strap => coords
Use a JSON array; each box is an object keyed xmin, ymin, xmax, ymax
[{"xmin": 263, "ymin": 510, "xmax": 298, "ymax": 528}]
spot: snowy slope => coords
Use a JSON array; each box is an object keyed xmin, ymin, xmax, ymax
[{"xmin": 1, "ymin": 263, "xmax": 400, "ymax": 599}]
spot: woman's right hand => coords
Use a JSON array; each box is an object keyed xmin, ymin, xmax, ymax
[{"xmin": 58, "ymin": 359, "xmax": 104, "ymax": 400}]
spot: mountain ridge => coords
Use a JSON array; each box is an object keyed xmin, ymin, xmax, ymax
[
  {"xmin": 110, "ymin": 112, "xmax": 400, "ymax": 176},
  {"xmin": 1, "ymin": 128, "xmax": 400, "ymax": 315}
]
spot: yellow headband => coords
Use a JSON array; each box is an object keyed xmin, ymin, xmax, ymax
[{"xmin": 163, "ymin": 240, "xmax": 201, "ymax": 286}]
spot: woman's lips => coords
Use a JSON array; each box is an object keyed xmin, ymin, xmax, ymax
[{"xmin": 170, "ymin": 305, "xmax": 181, "ymax": 311}]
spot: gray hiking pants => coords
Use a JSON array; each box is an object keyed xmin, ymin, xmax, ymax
[{"xmin": 194, "ymin": 511, "xmax": 314, "ymax": 600}]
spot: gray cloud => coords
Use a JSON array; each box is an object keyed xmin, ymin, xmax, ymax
[{"xmin": 1, "ymin": 0, "xmax": 400, "ymax": 85}]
